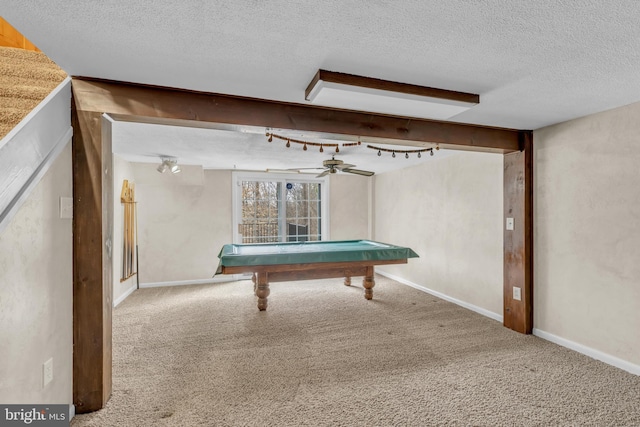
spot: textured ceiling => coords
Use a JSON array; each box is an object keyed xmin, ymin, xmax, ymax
[{"xmin": 4, "ymin": 1, "xmax": 640, "ymax": 171}]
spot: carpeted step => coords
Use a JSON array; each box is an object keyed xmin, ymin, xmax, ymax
[
  {"xmin": 0, "ymin": 80, "xmax": 57, "ymax": 100},
  {"xmin": 0, "ymin": 47, "xmax": 65, "ymax": 81},
  {"xmin": 0, "ymin": 108, "xmax": 30, "ymax": 137},
  {"xmin": 0, "ymin": 61, "xmax": 67, "ymax": 84},
  {"xmin": 0, "ymin": 46, "xmax": 67, "ymax": 140},
  {"xmin": 0, "ymin": 92, "xmax": 36, "ymax": 130},
  {"xmin": 0, "ymin": 94, "xmax": 42, "ymax": 109}
]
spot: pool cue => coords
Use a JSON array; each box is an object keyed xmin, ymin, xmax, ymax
[
  {"xmin": 135, "ymin": 200, "xmax": 140, "ymax": 289},
  {"xmin": 121, "ymin": 182, "xmax": 128, "ymax": 279},
  {"xmin": 129, "ymin": 198, "xmax": 133, "ymax": 276}
]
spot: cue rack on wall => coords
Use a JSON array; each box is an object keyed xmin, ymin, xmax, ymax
[{"xmin": 120, "ymin": 179, "xmax": 137, "ymax": 283}]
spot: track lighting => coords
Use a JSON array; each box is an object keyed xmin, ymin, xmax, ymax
[{"xmin": 157, "ymin": 157, "xmax": 181, "ymax": 174}]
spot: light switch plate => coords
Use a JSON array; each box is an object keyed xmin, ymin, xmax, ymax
[
  {"xmin": 513, "ymin": 286, "xmax": 521, "ymax": 301},
  {"xmin": 60, "ymin": 197, "xmax": 73, "ymax": 219},
  {"xmin": 506, "ymin": 217, "xmax": 514, "ymax": 231}
]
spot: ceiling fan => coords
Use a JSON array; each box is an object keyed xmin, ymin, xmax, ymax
[{"xmin": 290, "ymin": 156, "xmax": 375, "ymax": 178}]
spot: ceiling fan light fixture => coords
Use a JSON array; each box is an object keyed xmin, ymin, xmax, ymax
[{"xmin": 305, "ymin": 70, "xmax": 479, "ymax": 120}]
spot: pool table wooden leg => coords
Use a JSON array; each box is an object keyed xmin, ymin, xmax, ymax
[
  {"xmin": 362, "ymin": 266, "xmax": 375, "ymax": 300},
  {"xmin": 344, "ymin": 276, "xmax": 351, "ymax": 286},
  {"xmin": 255, "ymin": 272, "xmax": 270, "ymax": 311},
  {"xmin": 252, "ymin": 272, "xmax": 257, "ymax": 295}
]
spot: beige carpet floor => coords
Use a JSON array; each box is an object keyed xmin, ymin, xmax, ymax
[
  {"xmin": 71, "ymin": 276, "xmax": 640, "ymax": 426},
  {"xmin": 0, "ymin": 46, "xmax": 67, "ymax": 139}
]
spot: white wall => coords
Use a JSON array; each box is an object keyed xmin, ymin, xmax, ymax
[
  {"xmin": 135, "ymin": 165, "xmax": 232, "ymax": 284},
  {"xmin": 374, "ymin": 152, "xmax": 504, "ymax": 317},
  {"xmin": 534, "ymin": 101, "xmax": 640, "ymax": 368},
  {"xmin": 112, "ymin": 155, "xmax": 137, "ymax": 305},
  {"xmin": 329, "ymin": 174, "xmax": 370, "ymax": 240},
  {"xmin": 0, "ymin": 141, "xmax": 72, "ymax": 403}
]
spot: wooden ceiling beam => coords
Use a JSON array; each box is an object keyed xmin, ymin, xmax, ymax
[
  {"xmin": 305, "ymin": 69, "xmax": 480, "ymax": 105},
  {"xmin": 71, "ymin": 77, "xmax": 522, "ymax": 153}
]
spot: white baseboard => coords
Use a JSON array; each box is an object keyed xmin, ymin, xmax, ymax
[
  {"xmin": 69, "ymin": 404, "xmax": 75, "ymax": 421},
  {"xmin": 376, "ymin": 270, "xmax": 503, "ymax": 323},
  {"xmin": 140, "ymin": 274, "xmax": 249, "ymax": 288},
  {"xmin": 377, "ymin": 271, "xmax": 639, "ymax": 376},
  {"xmin": 113, "ymin": 282, "xmax": 137, "ymax": 307},
  {"xmin": 533, "ymin": 328, "xmax": 640, "ymax": 376}
]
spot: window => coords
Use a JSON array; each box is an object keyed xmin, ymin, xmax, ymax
[{"xmin": 232, "ymin": 172, "xmax": 329, "ymax": 244}]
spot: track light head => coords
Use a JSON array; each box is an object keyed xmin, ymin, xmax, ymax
[{"xmin": 158, "ymin": 157, "xmax": 180, "ymax": 174}]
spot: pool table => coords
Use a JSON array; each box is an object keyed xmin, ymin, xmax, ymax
[{"xmin": 215, "ymin": 240, "xmax": 418, "ymax": 311}]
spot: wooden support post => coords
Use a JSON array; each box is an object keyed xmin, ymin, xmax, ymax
[
  {"xmin": 503, "ymin": 131, "xmax": 533, "ymax": 334},
  {"xmin": 72, "ymin": 100, "xmax": 113, "ymax": 412}
]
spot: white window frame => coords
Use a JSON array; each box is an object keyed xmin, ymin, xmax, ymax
[{"xmin": 231, "ymin": 171, "xmax": 330, "ymax": 244}]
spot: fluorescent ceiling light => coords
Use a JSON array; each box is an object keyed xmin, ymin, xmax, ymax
[{"xmin": 305, "ymin": 70, "xmax": 479, "ymax": 120}]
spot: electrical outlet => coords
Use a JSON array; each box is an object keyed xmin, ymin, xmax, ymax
[
  {"xmin": 43, "ymin": 358, "xmax": 53, "ymax": 388},
  {"xmin": 513, "ymin": 286, "xmax": 521, "ymax": 301}
]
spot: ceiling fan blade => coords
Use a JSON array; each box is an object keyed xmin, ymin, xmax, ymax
[
  {"xmin": 287, "ymin": 167, "xmax": 323, "ymax": 171},
  {"xmin": 335, "ymin": 163, "xmax": 356, "ymax": 170},
  {"xmin": 343, "ymin": 168, "xmax": 375, "ymax": 177},
  {"xmin": 316, "ymin": 169, "xmax": 330, "ymax": 178}
]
